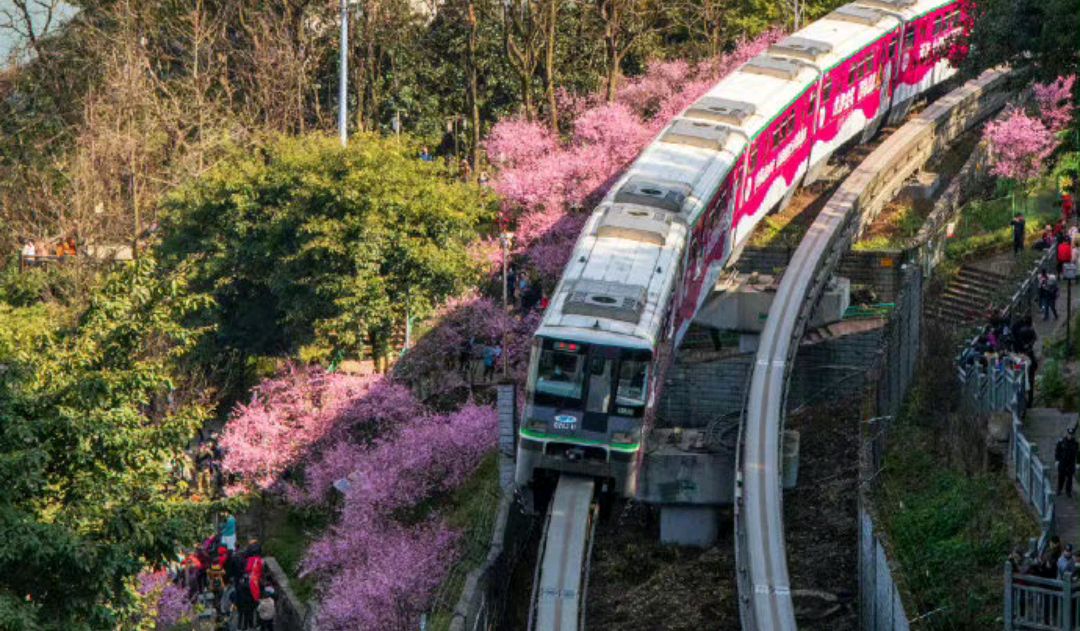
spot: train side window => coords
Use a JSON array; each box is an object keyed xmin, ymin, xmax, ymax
[
  {"xmin": 904, "ymin": 29, "xmax": 915, "ymax": 50},
  {"xmin": 807, "ymin": 89, "xmax": 817, "ymax": 114},
  {"xmin": 823, "ymin": 77, "xmax": 833, "ymax": 101},
  {"xmin": 848, "ymin": 64, "xmax": 856, "ymax": 85},
  {"xmin": 933, "ymin": 16, "xmax": 942, "ymax": 35},
  {"xmin": 749, "ymin": 146, "xmax": 758, "ymax": 171}
]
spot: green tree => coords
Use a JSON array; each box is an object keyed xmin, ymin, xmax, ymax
[
  {"xmin": 158, "ymin": 133, "xmax": 495, "ymax": 365},
  {"xmin": 964, "ymin": 0, "xmax": 1079, "ymax": 80},
  {"xmin": 0, "ymin": 258, "xmax": 217, "ymax": 629}
]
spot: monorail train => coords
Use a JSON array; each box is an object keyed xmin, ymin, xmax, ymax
[{"xmin": 516, "ymin": 0, "xmax": 966, "ymax": 498}]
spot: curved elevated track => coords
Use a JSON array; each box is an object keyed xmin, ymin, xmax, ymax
[{"xmin": 735, "ymin": 67, "xmax": 1012, "ymax": 631}]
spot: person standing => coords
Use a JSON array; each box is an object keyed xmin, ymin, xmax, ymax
[
  {"xmin": 1039, "ymin": 269, "xmax": 1060, "ymax": 321},
  {"xmin": 1012, "ymin": 213, "xmax": 1026, "ymax": 255},
  {"xmin": 1059, "ymin": 546, "xmax": 1077, "ymax": 579},
  {"xmin": 1055, "ymin": 426, "xmax": 1079, "ymax": 497},
  {"xmin": 235, "ymin": 574, "xmax": 257, "ymax": 631},
  {"xmin": 1058, "ymin": 237, "xmax": 1073, "ymax": 275},
  {"xmin": 1064, "ymin": 191, "xmax": 1074, "ymax": 224},
  {"xmin": 482, "ymin": 344, "xmax": 501, "ymax": 381},
  {"xmin": 220, "ymin": 512, "xmax": 238, "ymax": 552},
  {"xmin": 256, "ymin": 586, "xmax": 276, "ymax": 631}
]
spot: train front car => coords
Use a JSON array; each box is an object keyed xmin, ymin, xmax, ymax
[{"xmin": 517, "ymin": 334, "xmax": 652, "ymax": 498}]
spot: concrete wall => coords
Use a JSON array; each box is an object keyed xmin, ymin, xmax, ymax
[
  {"xmin": 658, "ymin": 325, "xmax": 886, "ymax": 428},
  {"xmin": 264, "ymin": 557, "xmax": 317, "ymax": 631},
  {"xmin": 736, "ymin": 246, "xmax": 906, "ymax": 302},
  {"xmin": 859, "ymin": 511, "xmax": 911, "ymax": 631}
]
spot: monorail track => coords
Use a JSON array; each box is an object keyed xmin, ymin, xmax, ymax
[
  {"xmin": 528, "ymin": 475, "xmax": 598, "ymax": 631},
  {"xmin": 734, "ymin": 67, "xmax": 1011, "ymax": 631}
]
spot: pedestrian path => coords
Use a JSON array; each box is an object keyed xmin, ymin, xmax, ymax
[
  {"xmin": 1020, "ymin": 273, "xmax": 1080, "ymax": 547},
  {"xmin": 1023, "ymin": 407, "xmax": 1080, "ymax": 545}
]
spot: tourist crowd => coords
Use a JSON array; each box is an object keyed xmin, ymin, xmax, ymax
[{"xmin": 168, "ymin": 513, "xmax": 278, "ymax": 631}]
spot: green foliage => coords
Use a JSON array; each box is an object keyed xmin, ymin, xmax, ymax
[
  {"xmin": 876, "ymin": 427, "xmax": 1038, "ymax": 628},
  {"xmin": 964, "ymin": 0, "xmax": 1079, "ymax": 80},
  {"xmin": 0, "ymin": 263, "xmax": 77, "ymax": 308},
  {"xmin": 0, "ymin": 258, "xmax": 220, "ymax": 629},
  {"xmin": 158, "ymin": 133, "xmax": 495, "ymax": 362}
]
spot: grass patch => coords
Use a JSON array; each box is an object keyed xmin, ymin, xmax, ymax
[
  {"xmin": 946, "ymin": 180, "xmax": 1061, "ymax": 261},
  {"xmin": 874, "ymin": 425, "xmax": 1038, "ymax": 629},
  {"xmin": 870, "ymin": 318, "xmax": 1039, "ymax": 629},
  {"xmin": 259, "ymin": 503, "xmax": 332, "ymax": 604},
  {"xmin": 427, "ymin": 452, "xmax": 502, "ymax": 631}
]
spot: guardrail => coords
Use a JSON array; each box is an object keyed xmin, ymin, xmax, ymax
[
  {"xmin": 1005, "ymin": 567, "xmax": 1080, "ymax": 630},
  {"xmin": 1012, "ymin": 420, "xmax": 1056, "ymax": 538},
  {"xmin": 735, "ymin": 66, "xmax": 1014, "ymax": 631}
]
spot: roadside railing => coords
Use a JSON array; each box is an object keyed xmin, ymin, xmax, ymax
[
  {"xmin": 1012, "ymin": 419, "xmax": 1057, "ymax": 544},
  {"xmin": 1005, "ymin": 567, "xmax": 1080, "ymax": 630},
  {"xmin": 957, "ymin": 354, "xmax": 1029, "ymax": 416}
]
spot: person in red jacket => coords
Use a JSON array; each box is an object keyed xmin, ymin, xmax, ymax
[
  {"xmin": 1064, "ymin": 192, "xmax": 1074, "ymax": 224},
  {"xmin": 245, "ymin": 543, "xmax": 264, "ymax": 600},
  {"xmin": 1058, "ymin": 237, "xmax": 1073, "ymax": 275}
]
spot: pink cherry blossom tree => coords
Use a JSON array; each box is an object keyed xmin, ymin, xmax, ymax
[
  {"xmin": 484, "ymin": 29, "xmax": 783, "ymax": 286},
  {"xmin": 983, "ymin": 106, "xmax": 1059, "ymax": 210},
  {"xmin": 220, "ymin": 366, "xmax": 413, "ymax": 494},
  {"xmin": 1032, "ymin": 75, "xmax": 1076, "ymax": 135},
  {"xmin": 300, "ymin": 404, "xmax": 497, "ymax": 630}
]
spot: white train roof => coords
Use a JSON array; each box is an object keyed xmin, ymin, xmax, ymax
[
  {"xmin": 856, "ymin": 0, "xmax": 958, "ymax": 21},
  {"xmin": 534, "ymin": 0, "xmax": 959, "ymax": 351},
  {"xmin": 770, "ymin": 8, "xmax": 901, "ymax": 73}
]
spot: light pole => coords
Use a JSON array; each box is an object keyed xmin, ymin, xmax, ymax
[
  {"xmin": 500, "ymin": 232, "xmax": 513, "ymax": 310},
  {"xmin": 500, "ymin": 231, "xmax": 514, "ymax": 379},
  {"xmin": 338, "ymin": 0, "xmax": 349, "ymax": 146}
]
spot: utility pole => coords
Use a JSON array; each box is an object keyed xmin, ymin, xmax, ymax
[{"xmin": 339, "ymin": 0, "xmax": 349, "ymax": 146}]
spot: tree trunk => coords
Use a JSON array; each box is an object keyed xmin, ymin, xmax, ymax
[
  {"xmin": 467, "ymin": 0, "xmax": 481, "ymax": 177},
  {"xmin": 544, "ymin": 0, "xmax": 559, "ymax": 130}
]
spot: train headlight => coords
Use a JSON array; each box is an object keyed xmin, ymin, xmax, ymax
[
  {"xmin": 612, "ymin": 432, "xmax": 636, "ymax": 445},
  {"xmin": 526, "ymin": 419, "xmax": 547, "ymax": 432}
]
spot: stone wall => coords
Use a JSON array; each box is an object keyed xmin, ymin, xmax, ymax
[{"xmin": 264, "ymin": 557, "xmax": 317, "ymax": 631}]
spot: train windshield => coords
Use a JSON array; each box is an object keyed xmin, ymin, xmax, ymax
[
  {"xmin": 616, "ymin": 359, "xmax": 649, "ymax": 407},
  {"xmin": 535, "ymin": 343, "xmax": 586, "ymax": 405}
]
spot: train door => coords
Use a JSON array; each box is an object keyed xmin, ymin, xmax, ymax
[{"xmin": 583, "ymin": 346, "xmax": 617, "ymax": 432}]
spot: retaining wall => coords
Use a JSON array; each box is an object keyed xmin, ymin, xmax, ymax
[
  {"xmin": 859, "ymin": 510, "xmax": 912, "ymax": 631},
  {"xmin": 659, "ymin": 325, "xmax": 885, "ymax": 427},
  {"xmin": 737, "ymin": 247, "xmax": 907, "ymax": 301}
]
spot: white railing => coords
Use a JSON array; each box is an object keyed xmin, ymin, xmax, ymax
[{"xmin": 1012, "ymin": 420, "xmax": 1057, "ymax": 535}]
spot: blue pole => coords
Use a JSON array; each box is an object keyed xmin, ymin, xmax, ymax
[{"xmin": 339, "ymin": 0, "xmax": 348, "ymax": 146}]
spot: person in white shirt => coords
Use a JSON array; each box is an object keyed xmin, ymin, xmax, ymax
[{"xmin": 21, "ymin": 240, "xmax": 36, "ymax": 258}]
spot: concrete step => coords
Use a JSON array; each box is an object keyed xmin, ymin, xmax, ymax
[
  {"xmin": 941, "ymin": 286, "xmax": 994, "ymax": 305},
  {"xmin": 953, "ymin": 272, "xmax": 1005, "ymax": 293}
]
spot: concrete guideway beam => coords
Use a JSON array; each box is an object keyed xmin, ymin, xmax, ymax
[{"xmin": 735, "ymin": 66, "xmax": 1013, "ymax": 631}]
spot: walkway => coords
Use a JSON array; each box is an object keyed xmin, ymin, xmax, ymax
[
  {"xmin": 1023, "ymin": 408, "xmax": 1080, "ymax": 545},
  {"xmin": 1020, "ymin": 272, "xmax": 1080, "ymax": 547}
]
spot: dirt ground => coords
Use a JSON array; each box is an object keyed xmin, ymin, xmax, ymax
[
  {"xmin": 583, "ymin": 400, "xmax": 861, "ymax": 630},
  {"xmin": 585, "ymin": 503, "xmax": 741, "ymax": 630},
  {"xmin": 784, "ymin": 401, "xmax": 861, "ymax": 630}
]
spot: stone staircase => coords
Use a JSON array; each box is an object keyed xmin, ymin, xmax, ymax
[{"xmin": 927, "ymin": 264, "xmax": 1010, "ymax": 325}]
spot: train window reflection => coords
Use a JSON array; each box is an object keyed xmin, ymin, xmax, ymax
[
  {"xmin": 616, "ymin": 361, "xmax": 649, "ymax": 407},
  {"xmin": 536, "ymin": 350, "xmax": 585, "ymax": 401}
]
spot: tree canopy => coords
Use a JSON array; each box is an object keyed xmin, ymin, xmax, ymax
[
  {"xmin": 157, "ymin": 133, "xmax": 496, "ymax": 363},
  {"xmin": 0, "ymin": 258, "xmax": 218, "ymax": 629}
]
